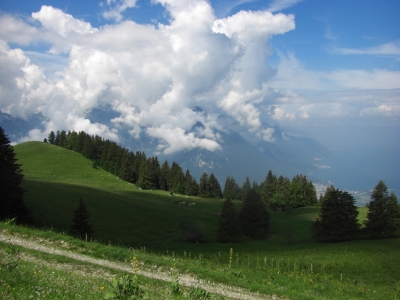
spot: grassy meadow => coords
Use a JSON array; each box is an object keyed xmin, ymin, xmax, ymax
[{"xmin": 0, "ymin": 141, "xmax": 398, "ymax": 299}]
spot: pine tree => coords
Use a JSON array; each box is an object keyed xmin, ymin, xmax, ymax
[
  {"xmin": 0, "ymin": 127, "xmax": 32, "ymax": 224},
  {"xmin": 69, "ymin": 197, "xmax": 94, "ymax": 240},
  {"xmin": 311, "ymin": 186, "xmax": 360, "ymax": 242},
  {"xmin": 289, "ymin": 174, "xmax": 317, "ymax": 208},
  {"xmin": 159, "ymin": 160, "xmax": 170, "ymax": 191},
  {"xmin": 199, "ymin": 172, "xmax": 210, "ymax": 198},
  {"xmin": 217, "ymin": 198, "xmax": 241, "ymax": 242},
  {"xmin": 208, "ymin": 173, "xmax": 222, "ymax": 198},
  {"xmin": 364, "ymin": 181, "xmax": 400, "ymax": 239},
  {"xmin": 239, "ymin": 189, "xmax": 269, "ymax": 239},
  {"xmin": 241, "ymin": 177, "xmax": 252, "ymax": 201},
  {"xmin": 260, "ymin": 170, "xmax": 277, "ymax": 204},
  {"xmin": 223, "ymin": 176, "xmax": 241, "ymax": 200},
  {"xmin": 48, "ymin": 131, "xmax": 55, "ymax": 144}
]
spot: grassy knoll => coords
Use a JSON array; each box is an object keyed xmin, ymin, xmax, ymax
[{"xmin": 5, "ymin": 141, "xmax": 399, "ymax": 299}]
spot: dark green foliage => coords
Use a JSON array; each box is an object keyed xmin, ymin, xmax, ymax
[
  {"xmin": 289, "ymin": 174, "xmax": 317, "ymax": 208},
  {"xmin": 311, "ymin": 186, "xmax": 360, "ymax": 242},
  {"xmin": 198, "ymin": 172, "xmax": 209, "ymax": 198},
  {"xmin": 364, "ymin": 181, "xmax": 400, "ymax": 239},
  {"xmin": 159, "ymin": 160, "xmax": 170, "ymax": 191},
  {"xmin": 169, "ymin": 162, "xmax": 185, "ymax": 194},
  {"xmin": 208, "ymin": 173, "xmax": 222, "ymax": 198},
  {"xmin": 0, "ymin": 127, "xmax": 32, "ymax": 224},
  {"xmin": 48, "ymin": 131, "xmax": 55, "ymax": 144},
  {"xmin": 184, "ymin": 169, "xmax": 199, "ymax": 196},
  {"xmin": 239, "ymin": 189, "xmax": 269, "ymax": 239},
  {"xmin": 241, "ymin": 177, "xmax": 251, "ymax": 201},
  {"xmin": 260, "ymin": 170, "xmax": 277, "ymax": 204},
  {"xmin": 223, "ymin": 176, "xmax": 241, "ymax": 200},
  {"xmin": 217, "ymin": 198, "xmax": 241, "ymax": 242},
  {"xmin": 179, "ymin": 221, "xmax": 206, "ymax": 244},
  {"xmin": 69, "ymin": 197, "xmax": 94, "ymax": 240}
]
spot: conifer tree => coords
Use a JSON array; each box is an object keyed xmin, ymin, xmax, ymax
[
  {"xmin": 223, "ymin": 176, "xmax": 241, "ymax": 200},
  {"xmin": 217, "ymin": 198, "xmax": 241, "ymax": 242},
  {"xmin": 364, "ymin": 181, "xmax": 400, "ymax": 239},
  {"xmin": 241, "ymin": 177, "xmax": 252, "ymax": 201},
  {"xmin": 199, "ymin": 172, "xmax": 210, "ymax": 198},
  {"xmin": 0, "ymin": 127, "xmax": 32, "ymax": 224},
  {"xmin": 159, "ymin": 160, "xmax": 170, "ymax": 191},
  {"xmin": 311, "ymin": 186, "xmax": 360, "ymax": 242},
  {"xmin": 239, "ymin": 189, "xmax": 269, "ymax": 239},
  {"xmin": 48, "ymin": 131, "xmax": 55, "ymax": 144},
  {"xmin": 208, "ymin": 173, "xmax": 222, "ymax": 198},
  {"xmin": 69, "ymin": 197, "xmax": 94, "ymax": 240}
]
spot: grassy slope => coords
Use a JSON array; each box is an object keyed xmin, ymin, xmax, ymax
[
  {"xmin": 14, "ymin": 141, "xmax": 222, "ymax": 248},
  {"xmin": 9, "ymin": 141, "xmax": 400, "ymax": 299}
]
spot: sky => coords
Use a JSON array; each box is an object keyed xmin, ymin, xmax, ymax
[{"xmin": 0, "ymin": 0, "xmax": 399, "ymax": 189}]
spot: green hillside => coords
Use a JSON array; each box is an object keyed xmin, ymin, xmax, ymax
[
  {"xmin": 14, "ymin": 141, "xmax": 223, "ymax": 248},
  {"xmin": 5, "ymin": 141, "xmax": 400, "ymax": 299}
]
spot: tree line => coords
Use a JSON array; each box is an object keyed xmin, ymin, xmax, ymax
[
  {"xmin": 45, "ymin": 130, "xmax": 222, "ymax": 198},
  {"xmin": 45, "ymin": 130, "xmax": 318, "ymax": 210}
]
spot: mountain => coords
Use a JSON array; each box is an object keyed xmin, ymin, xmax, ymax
[{"xmin": 154, "ymin": 126, "xmax": 331, "ymax": 186}]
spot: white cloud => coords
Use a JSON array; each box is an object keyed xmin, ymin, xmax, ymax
[
  {"xmin": 266, "ymin": 0, "xmax": 303, "ymax": 12},
  {"xmin": 335, "ymin": 41, "xmax": 400, "ymax": 56},
  {"xmin": 32, "ymin": 6, "xmax": 98, "ymax": 37},
  {"xmin": 1, "ymin": 1, "xmax": 398, "ymax": 155},
  {"xmin": 272, "ymin": 53, "xmax": 400, "ymax": 90},
  {"xmin": 102, "ymin": 0, "xmax": 137, "ymax": 22}
]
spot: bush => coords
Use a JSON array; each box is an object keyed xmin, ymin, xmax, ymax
[{"xmin": 179, "ymin": 221, "xmax": 206, "ymax": 244}]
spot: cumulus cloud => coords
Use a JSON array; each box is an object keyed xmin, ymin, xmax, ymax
[
  {"xmin": 0, "ymin": 1, "xmax": 398, "ymax": 153},
  {"xmin": 101, "ymin": 0, "xmax": 137, "ymax": 22},
  {"xmin": 32, "ymin": 6, "xmax": 98, "ymax": 37}
]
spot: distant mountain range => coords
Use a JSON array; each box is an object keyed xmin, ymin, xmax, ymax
[
  {"xmin": 2, "ymin": 110, "xmax": 399, "ymax": 194},
  {"xmin": 140, "ymin": 125, "xmax": 332, "ymax": 186}
]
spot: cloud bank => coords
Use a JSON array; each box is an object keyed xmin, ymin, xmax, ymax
[{"xmin": 0, "ymin": 0, "xmax": 399, "ymax": 153}]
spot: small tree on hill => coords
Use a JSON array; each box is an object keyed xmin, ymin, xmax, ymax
[
  {"xmin": 311, "ymin": 186, "xmax": 360, "ymax": 242},
  {"xmin": 217, "ymin": 198, "xmax": 241, "ymax": 242},
  {"xmin": 0, "ymin": 126, "xmax": 32, "ymax": 224},
  {"xmin": 364, "ymin": 181, "xmax": 400, "ymax": 239},
  {"xmin": 70, "ymin": 197, "xmax": 94, "ymax": 240},
  {"xmin": 239, "ymin": 189, "xmax": 269, "ymax": 239}
]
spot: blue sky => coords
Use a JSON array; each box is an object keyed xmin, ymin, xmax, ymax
[{"xmin": 0, "ymin": 0, "xmax": 399, "ymax": 189}]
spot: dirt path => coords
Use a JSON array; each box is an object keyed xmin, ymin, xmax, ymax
[{"xmin": 0, "ymin": 233, "xmax": 282, "ymax": 300}]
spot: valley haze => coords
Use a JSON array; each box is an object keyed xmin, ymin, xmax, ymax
[{"xmin": 0, "ymin": 0, "xmax": 399, "ymax": 194}]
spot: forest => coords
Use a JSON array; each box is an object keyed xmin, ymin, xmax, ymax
[{"xmin": 45, "ymin": 129, "xmax": 318, "ymax": 211}]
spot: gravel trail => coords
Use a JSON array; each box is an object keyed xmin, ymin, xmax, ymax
[{"xmin": 0, "ymin": 233, "xmax": 282, "ymax": 300}]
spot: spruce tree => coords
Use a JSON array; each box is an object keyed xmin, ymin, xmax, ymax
[
  {"xmin": 364, "ymin": 181, "xmax": 400, "ymax": 239},
  {"xmin": 0, "ymin": 127, "xmax": 32, "ymax": 224},
  {"xmin": 199, "ymin": 172, "xmax": 210, "ymax": 198},
  {"xmin": 223, "ymin": 176, "xmax": 241, "ymax": 200},
  {"xmin": 311, "ymin": 186, "xmax": 360, "ymax": 242},
  {"xmin": 241, "ymin": 177, "xmax": 252, "ymax": 201},
  {"xmin": 217, "ymin": 198, "xmax": 241, "ymax": 242},
  {"xmin": 70, "ymin": 197, "xmax": 94, "ymax": 240},
  {"xmin": 239, "ymin": 189, "xmax": 269, "ymax": 239},
  {"xmin": 208, "ymin": 173, "xmax": 222, "ymax": 198}
]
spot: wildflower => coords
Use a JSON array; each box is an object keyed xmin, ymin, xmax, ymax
[
  {"xmin": 132, "ymin": 257, "xmax": 139, "ymax": 273},
  {"xmin": 100, "ymin": 286, "xmax": 105, "ymax": 291}
]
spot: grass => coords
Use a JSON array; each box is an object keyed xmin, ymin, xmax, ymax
[{"xmin": 3, "ymin": 141, "xmax": 399, "ymax": 299}]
